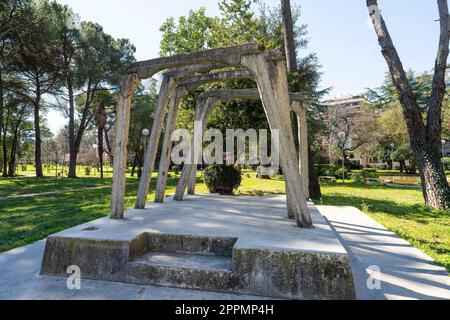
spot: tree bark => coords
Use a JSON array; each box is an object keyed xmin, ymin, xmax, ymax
[
  {"xmin": 308, "ymin": 144, "xmax": 322, "ymax": 198},
  {"xmin": 98, "ymin": 125, "xmax": 104, "ymax": 179},
  {"xmin": 367, "ymin": 0, "xmax": 450, "ymax": 209},
  {"xmin": 2, "ymin": 115, "xmax": 7, "ymax": 178},
  {"xmin": 8, "ymin": 120, "xmax": 21, "ymax": 177},
  {"xmin": 280, "ymin": 0, "xmax": 298, "ymax": 71},
  {"xmin": 34, "ymin": 94, "xmax": 43, "ymax": 178},
  {"xmin": 0, "ymin": 70, "xmax": 3, "ymax": 159},
  {"xmin": 280, "ymin": 0, "xmax": 322, "ymax": 200},
  {"xmin": 104, "ymin": 127, "xmax": 113, "ymax": 165},
  {"xmin": 67, "ymin": 74, "xmax": 77, "ymax": 178}
]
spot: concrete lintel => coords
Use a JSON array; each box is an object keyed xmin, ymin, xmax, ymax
[
  {"xmin": 127, "ymin": 44, "xmax": 266, "ymax": 79},
  {"xmin": 198, "ymin": 89, "xmax": 307, "ymax": 104}
]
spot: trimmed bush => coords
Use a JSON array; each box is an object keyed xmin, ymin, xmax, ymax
[{"xmin": 204, "ymin": 165, "xmax": 242, "ymax": 195}]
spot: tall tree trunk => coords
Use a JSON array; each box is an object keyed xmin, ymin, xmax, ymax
[
  {"xmin": 0, "ymin": 70, "xmax": 3, "ymax": 160},
  {"xmin": 281, "ymin": 0, "xmax": 322, "ymax": 198},
  {"xmin": 8, "ymin": 124, "xmax": 20, "ymax": 177},
  {"xmin": 308, "ymin": 144, "xmax": 322, "ymax": 198},
  {"xmin": 104, "ymin": 127, "xmax": 113, "ymax": 165},
  {"xmin": 131, "ymin": 152, "xmax": 139, "ymax": 177},
  {"xmin": 367, "ymin": 0, "xmax": 450, "ymax": 209},
  {"xmin": 399, "ymin": 160, "xmax": 405, "ymax": 173},
  {"xmin": 281, "ymin": 0, "xmax": 298, "ymax": 71},
  {"xmin": 2, "ymin": 121, "xmax": 7, "ymax": 178},
  {"xmin": 67, "ymin": 75, "xmax": 77, "ymax": 178},
  {"xmin": 34, "ymin": 95, "xmax": 43, "ymax": 178},
  {"xmin": 98, "ymin": 126, "xmax": 104, "ymax": 179}
]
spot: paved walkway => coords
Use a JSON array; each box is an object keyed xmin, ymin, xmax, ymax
[
  {"xmin": 317, "ymin": 206, "xmax": 450, "ymax": 300},
  {"xmin": 0, "ymin": 202, "xmax": 448, "ymax": 300}
]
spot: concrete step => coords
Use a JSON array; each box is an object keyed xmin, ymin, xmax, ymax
[{"xmin": 127, "ymin": 252, "xmax": 240, "ymax": 292}]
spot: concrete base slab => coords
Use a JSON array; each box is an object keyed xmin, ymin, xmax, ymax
[
  {"xmin": 0, "ymin": 197, "xmax": 448, "ymax": 300},
  {"xmin": 39, "ymin": 194, "xmax": 355, "ymax": 300},
  {"xmin": 0, "ymin": 241, "xmax": 263, "ymax": 300}
]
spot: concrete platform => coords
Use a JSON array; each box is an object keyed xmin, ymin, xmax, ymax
[
  {"xmin": 39, "ymin": 194, "xmax": 355, "ymax": 300},
  {"xmin": 0, "ymin": 240, "xmax": 264, "ymax": 300},
  {"xmin": 0, "ymin": 195, "xmax": 448, "ymax": 300}
]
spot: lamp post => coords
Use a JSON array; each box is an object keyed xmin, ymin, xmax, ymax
[
  {"xmin": 338, "ymin": 131, "xmax": 346, "ymax": 183},
  {"xmin": 140, "ymin": 129, "xmax": 150, "ymax": 177}
]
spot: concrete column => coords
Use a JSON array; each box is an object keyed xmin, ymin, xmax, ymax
[
  {"xmin": 135, "ymin": 76, "xmax": 176, "ymax": 209},
  {"xmin": 174, "ymin": 97, "xmax": 220, "ymax": 201},
  {"xmin": 154, "ymin": 87, "xmax": 188, "ymax": 203},
  {"xmin": 242, "ymin": 54, "xmax": 312, "ymax": 228},
  {"xmin": 110, "ymin": 74, "xmax": 140, "ymax": 219}
]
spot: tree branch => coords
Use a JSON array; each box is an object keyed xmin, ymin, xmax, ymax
[
  {"xmin": 426, "ymin": 0, "xmax": 449, "ymax": 142},
  {"xmin": 366, "ymin": 0, "xmax": 426, "ymax": 144}
]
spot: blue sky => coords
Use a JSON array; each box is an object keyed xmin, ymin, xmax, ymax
[{"xmin": 48, "ymin": 0, "xmax": 444, "ymax": 133}]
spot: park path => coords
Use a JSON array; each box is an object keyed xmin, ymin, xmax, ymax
[
  {"xmin": 317, "ymin": 206, "xmax": 450, "ymax": 300},
  {"xmin": 0, "ymin": 182, "xmax": 139, "ymax": 201}
]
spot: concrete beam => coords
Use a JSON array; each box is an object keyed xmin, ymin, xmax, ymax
[{"xmin": 127, "ymin": 44, "xmax": 266, "ymax": 79}]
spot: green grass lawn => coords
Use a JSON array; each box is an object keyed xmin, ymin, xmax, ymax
[{"xmin": 0, "ymin": 171, "xmax": 449, "ymax": 273}]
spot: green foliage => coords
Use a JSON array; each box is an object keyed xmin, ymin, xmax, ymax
[
  {"xmin": 335, "ymin": 167, "xmax": 352, "ymax": 179},
  {"xmin": 159, "ymin": 8, "xmax": 216, "ymax": 57},
  {"xmin": 361, "ymin": 168, "xmax": 379, "ymax": 179},
  {"xmin": 159, "ymin": 0, "xmax": 324, "ymax": 140},
  {"xmin": 315, "ymin": 164, "xmax": 337, "ymax": 177},
  {"xmin": 204, "ymin": 164, "xmax": 242, "ymax": 195}
]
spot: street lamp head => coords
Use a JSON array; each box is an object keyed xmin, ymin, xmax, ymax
[
  {"xmin": 442, "ymin": 140, "xmax": 446, "ymax": 144},
  {"xmin": 142, "ymin": 128, "xmax": 150, "ymax": 137}
]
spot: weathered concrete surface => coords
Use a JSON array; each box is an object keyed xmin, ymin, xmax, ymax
[
  {"xmin": 40, "ymin": 195, "xmax": 354, "ymax": 300},
  {"xmin": 0, "ymin": 241, "xmax": 263, "ymax": 300},
  {"xmin": 317, "ymin": 206, "xmax": 450, "ymax": 300},
  {"xmin": 1, "ymin": 198, "xmax": 449, "ymax": 300}
]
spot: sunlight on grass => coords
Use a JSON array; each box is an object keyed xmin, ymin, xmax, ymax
[{"xmin": 0, "ymin": 172, "xmax": 449, "ymax": 272}]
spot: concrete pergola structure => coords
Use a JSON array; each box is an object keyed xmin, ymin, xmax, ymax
[
  {"xmin": 111, "ymin": 44, "xmax": 313, "ymax": 228},
  {"xmin": 173, "ymin": 89, "xmax": 310, "ymax": 207}
]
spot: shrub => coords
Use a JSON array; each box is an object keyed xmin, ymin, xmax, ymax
[
  {"xmin": 204, "ymin": 165, "xmax": 242, "ymax": 195},
  {"xmin": 335, "ymin": 167, "xmax": 352, "ymax": 179},
  {"xmin": 361, "ymin": 168, "xmax": 379, "ymax": 178},
  {"xmin": 315, "ymin": 164, "xmax": 337, "ymax": 177}
]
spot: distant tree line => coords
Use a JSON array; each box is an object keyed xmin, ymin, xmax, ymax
[{"xmin": 0, "ymin": 0, "xmax": 136, "ymax": 178}]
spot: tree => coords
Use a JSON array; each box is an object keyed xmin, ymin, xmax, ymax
[
  {"xmin": 159, "ymin": 0, "xmax": 325, "ymax": 162},
  {"xmin": 94, "ymin": 90, "xmax": 115, "ymax": 179},
  {"xmin": 280, "ymin": 0, "xmax": 322, "ymax": 198},
  {"xmin": 128, "ymin": 82, "xmax": 159, "ymax": 177},
  {"xmin": 367, "ymin": 0, "xmax": 450, "ymax": 209},
  {"xmin": 0, "ymin": 0, "xmax": 32, "ymax": 175},
  {"xmin": 67, "ymin": 22, "xmax": 135, "ymax": 178},
  {"xmin": 9, "ymin": 0, "xmax": 62, "ymax": 177}
]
